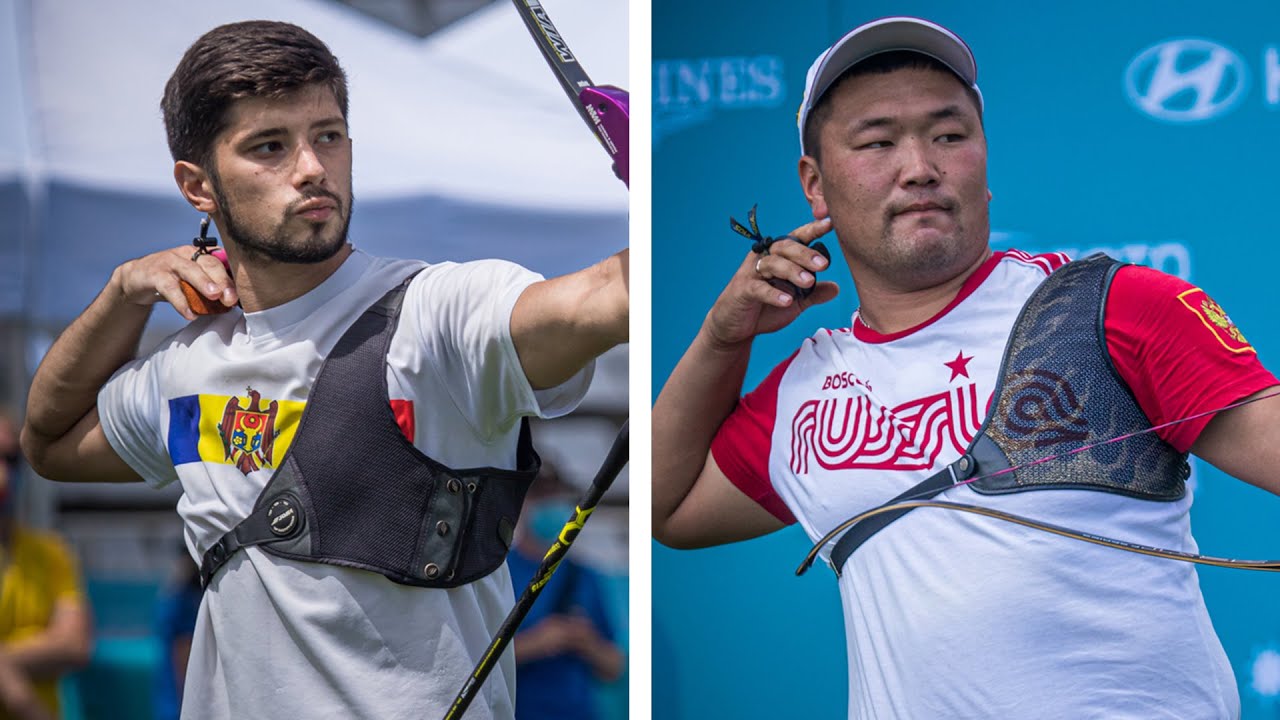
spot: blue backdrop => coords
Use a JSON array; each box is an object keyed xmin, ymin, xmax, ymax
[{"xmin": 652, "ymin": 2, "xmax": 1280, "ymax": 717}]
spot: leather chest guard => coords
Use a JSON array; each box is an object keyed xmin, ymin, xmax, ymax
[
  {"xmin": 199, "ymin": 273, "xmax": 541, "ymax": 588},
  {"xmin": 828, "ymin": 254, "xmax": 1189, "ymax": 572}
]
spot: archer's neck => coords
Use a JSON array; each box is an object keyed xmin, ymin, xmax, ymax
[
  {"xmin": 228, "ymin": 244, "xmax": 354, "ymax": 313},
  {"xmin": 853, "ymin": 248, "xmax": 991, "ymax": 335}
]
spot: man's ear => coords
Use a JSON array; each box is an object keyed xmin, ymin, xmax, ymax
[
  {"xmin": 174, "ymin": 161, "xmax": 218, "ymax": 213},
  {"xmin": 799, "ymin": 155, "xmax": 829, "ymax": 220}
]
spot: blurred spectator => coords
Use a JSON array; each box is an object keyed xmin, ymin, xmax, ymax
[
  {"xmin": 0, "ymin": 410, "xmax": 92, "ymax": 720},
  {"xmin": 509, "ymin": 464, "xmax": 623, "ymax": 720},
  {"xmin": 151, "ymin": 547, "xmax": 202, "ymax": 720}
]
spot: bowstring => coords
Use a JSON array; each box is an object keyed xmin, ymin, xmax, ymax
[
  {"xmin": 800, "ymin": 386, "xmax": 1280, "ymax": 574},
  {"xmin": 926, "ymin": 386, "xmax": 1280, "ymax": 501}
]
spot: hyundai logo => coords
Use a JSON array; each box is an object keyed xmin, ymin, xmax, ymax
[{"xmin": 1125, "ymin": 38, "xmax": 1249, "ymax": 123}]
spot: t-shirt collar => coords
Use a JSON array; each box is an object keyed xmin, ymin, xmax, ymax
[
  {"xmin": 242, "ymin": 249, "xmax": 371, "ymax": 339},
  {"xmin": 851, "ymin": 250, "xmax": 1002, "ymax": 343}
]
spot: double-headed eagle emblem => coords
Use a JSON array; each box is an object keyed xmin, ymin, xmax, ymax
[{"xmin": 1200, "ymin": 298, "xmax": 1248, "ymax": 345}]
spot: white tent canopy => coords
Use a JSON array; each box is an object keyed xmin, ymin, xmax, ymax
[
  {"xmin": 0, "ymin": 0, "xmax": 29, "ymax": 181},
  {"xmin": 1, "ymin": 0, "xmax": 628, "ymax": 324}
]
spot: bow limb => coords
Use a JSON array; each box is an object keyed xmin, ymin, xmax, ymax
[{"xmin": 510, "ymin": 0, "xmax": 629, "ymax": 187}]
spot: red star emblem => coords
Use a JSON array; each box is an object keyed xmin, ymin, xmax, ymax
[{"xmin": 944, "ymin": 350, "xmax": 972, "ymax": 381}]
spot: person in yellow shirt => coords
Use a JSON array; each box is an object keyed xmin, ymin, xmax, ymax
[{"xmin": 0, "ymin": 411, "xmax": 91, "ymax": 720}]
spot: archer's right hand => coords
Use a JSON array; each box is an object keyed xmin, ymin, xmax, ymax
[
  {"xmin": 111, "ymin": 246, "xmax": 238, "ymax": 321},
  {"xmin": 703, "ymin": 216, "xmax": 838, "ymax": 349}
]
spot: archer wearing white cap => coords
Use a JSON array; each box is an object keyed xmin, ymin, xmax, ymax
[{"xmin": 654, "ymin": 16, "xmax": 1280, "ymax": 719}]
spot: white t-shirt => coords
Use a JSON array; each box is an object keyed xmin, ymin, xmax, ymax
[
  {"xmin": 714, "ymin": 250, "xmax": 1276, "ymax": 719},
  {"xmin": 99, "ymin": 250, "xmax": 593, "ymax": 720}
]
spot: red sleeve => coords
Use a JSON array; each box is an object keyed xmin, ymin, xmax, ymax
[
  {"xmin": 710, "ymin": 351, "xmax": 798, "ymax": 524},
  {"xmin": 1104, "ymin": 265, "xmax": 1278, "ymax": 452}
]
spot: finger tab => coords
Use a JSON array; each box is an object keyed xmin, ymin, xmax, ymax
[
  {"xmin": 180, "ymin": 281, "xmax": 233, "ymax": 316},
  {"xmin": 811, "ymin": 241, "xmax": 831, "ymax": 268},
  {"xmin": 768, "ymin": 278, "xmax": 807, "ymax": 300}
]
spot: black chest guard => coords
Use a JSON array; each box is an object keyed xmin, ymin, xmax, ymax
[
  {"xmin": 828, "ymin": 254, "xmax": 1189, "ymax": 573},
  {"xmin": 199, "ymin": 274, "xmax": 541, "ymax": 588}
]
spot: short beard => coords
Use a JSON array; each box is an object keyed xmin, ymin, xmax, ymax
[
  {"xmin": 210, "ymin": 171, "xmax": 352, "ymax": 265},
  {"xmin": 846, "ymin": 210, "xmax": 981, "ymax": 292},
  {"xmin": 882, "ymin": 212, "xmax": 968, "ymax": 279}
]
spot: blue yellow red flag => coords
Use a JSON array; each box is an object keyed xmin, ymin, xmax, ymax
[{"xmin": 167, "ymin": 391, "xmax": 304, "ymax": 473}]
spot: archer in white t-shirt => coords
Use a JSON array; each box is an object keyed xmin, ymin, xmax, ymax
[{"xmin": 20, "ymin": 21, "xmax": 627, "ymax": 720}]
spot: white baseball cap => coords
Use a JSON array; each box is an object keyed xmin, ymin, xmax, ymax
[{"xmin": 797, "ymin": 16, "xmax": 983, "ymax": 156}]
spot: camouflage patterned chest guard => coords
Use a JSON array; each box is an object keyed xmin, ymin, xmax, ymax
[
  {"xmin": 199, "ymin": 273, "xmax": 540, "ymax": 588},
  {"xmin": 829, "ymin": 254, "xmax": 1188, "ymax": 572}
]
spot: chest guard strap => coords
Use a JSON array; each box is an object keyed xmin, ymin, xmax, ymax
[
  {"xmin": 199, "ymin": 274, "xmax": 540, "ymax": 588},
  {"xmin": 828, "ymin": 254, "xmax": 1189, "ymax": 574}
]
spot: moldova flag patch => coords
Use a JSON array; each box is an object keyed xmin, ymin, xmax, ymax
[
  {"xmin": 167, "ymin": 389, "xmax": 304, "ymax": 475},
  {"xmin": 167, "ymin": 390, "xmax": 416, "ymax": 475}
]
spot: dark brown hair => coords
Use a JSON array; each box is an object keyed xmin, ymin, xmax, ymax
[
  {"xmin": 161, "ymin": 21, "xmax": 349, "ymax": 167},
  {"xmin": 802, "ymin": 50, "xmax": 983, "ymax": 163}
]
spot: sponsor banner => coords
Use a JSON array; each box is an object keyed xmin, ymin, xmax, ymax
[
  {"xmin": 1126, "ymin": 36, "xmax": 1280, "ymax": 122},
  {"xmin": 991, "ymin": 232, "xmax": 1194, "ymax": 281},
  {"xmin": 653, "ymin": 55, "xmax": 786, "ymax": 143}
]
